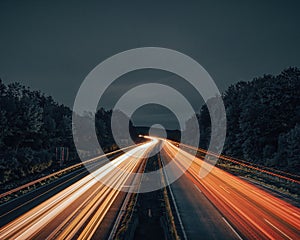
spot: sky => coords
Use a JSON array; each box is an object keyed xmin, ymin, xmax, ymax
[{"xmin": 0, "ymin": 0, "xmax": 300, "ymax": 128}]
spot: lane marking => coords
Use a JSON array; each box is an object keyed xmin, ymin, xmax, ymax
[
  {"xmin": 222, "ymin": 217, "xmax": 243, "ymax": 240},
  {"xmin": 264, "ymin": 218, "xmax": 292, "ymax": 240},
  {"xmin": 108, "ymin": 145, "xmax": 155, "ymax": 240},
  {"xmin": 199, "ymin": 181, "xmax": 274, "ymax": 239},
  {"xmin": 194, "ymin": 184, "xmax": 202, "ymax": 193},
  {"xmin": 161, "ymin": 156, "xmax": 188, "ymax": 240}
]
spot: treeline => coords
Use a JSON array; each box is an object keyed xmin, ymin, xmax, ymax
[
  {"xmin": 196, "ymin": 67, "xmax": 300, "ymax": 173},
  {"xmin": 1, "ymin": 67, "xmax": 299, "ymax": 185},
  {"xmin": 0, "ymin": 80, "xmax": 119, "ymax": 186}
]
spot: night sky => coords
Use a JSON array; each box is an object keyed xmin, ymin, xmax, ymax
[{"xmin": 1, "ymin": 0, "xmax": 300, "ymax": 128}]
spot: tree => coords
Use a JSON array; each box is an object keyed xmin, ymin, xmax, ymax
[
  {"xmin": 286, "ymin": 124, "xmax": 300, "ymax": 170},
  {"xmin": 190, "ymin": 67, "xmax": 300, "ymax": 173}
]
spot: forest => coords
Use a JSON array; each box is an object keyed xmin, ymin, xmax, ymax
[
  {"xmin": 196, "ymin": 67, "xmax": 300, "ymax": 173},
  {"xmin": 0, "ymin": 80, "xmax": 118, "ymax": 187},
  {"xmin": 0, "ymin": 67, "xmax": 299, "ymax": 187}
]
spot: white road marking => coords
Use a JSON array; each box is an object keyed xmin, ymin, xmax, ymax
[
  {"xmin": 161, "ymin": 157, "xmax": 188, "ymax": 240},
  {"xmin": 264, "ymin": 218, "xmax": 292, "ymax": 240},
  {"xmin": 222, "ymin": 217, "xmax": 243, "ymax": 240},
  {"xmin": 194, "ymin": 184, "xmax": 202, "ymax": 193}
]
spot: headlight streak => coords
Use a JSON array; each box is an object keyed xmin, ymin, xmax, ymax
[{"xmin": 0, "ymin": 140, "xmax": 157, "ymax": 240}]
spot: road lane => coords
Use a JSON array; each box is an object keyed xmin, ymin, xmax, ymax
[
  {"xmin": 0, "ymin": 140, "xmax": 157, "ymax": 240},
  {"xmin": 2, "ymin": 136, "xmax": 299, "ymax": 239},
  {"xmin": 0, "ymin": 159, "xmax": 114, "ymax": 227},
  {"xmin": 161, "ymin": 151, "xmax": 241, "ymax": 240},
  {"xmin": 0, "ymin": 145, "xmax": 140, "ymax": 226},
  {"xmin": 162, "ymin": 140, "xmax": 300, "ymax": 239}
]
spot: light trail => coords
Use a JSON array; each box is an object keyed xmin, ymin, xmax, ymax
[
  {"xmin": 0, "ymin": 140, "xmax": 157, "ymax": 240},
  {"xmin": 161, "ymin": 139, "xmax": 300, "ymax": 240},
  {"xmin": 0, "ymin": 143, "xmax": 142, "ymax": 200},
  {"xmin": 1, "ymin": 136, "xmax": 299, "ymax": 239},
  {"xmin": 168, "ymin": 139, "xmax": 300, "ymax": 183}
]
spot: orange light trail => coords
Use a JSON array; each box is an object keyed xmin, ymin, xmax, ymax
[
  {"xmin": 162, "ymin": 140, "xmax": 300, "ymax": 239},
  {"xmin": 169, "ymin": 140, "xmax": 300, "ymax": 184}
]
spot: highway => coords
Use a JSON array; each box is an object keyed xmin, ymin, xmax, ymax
[
  {"xmin": 162, "ymin": 139, "xmax": 300, "ymax": 240},
  {"xmin": 0, "ymin": 151, "xmax": 125, "ymax": 226},
  {"xmin": 0, "ymin": 140, "xmax": 156, "ymax": 240},
  {"xmin": 161, "ymin": 151, "xmax": 240, "ymax": 239},
  {"xmin": 0, "ymin": 137, "xmax": 299, "ymax": 239}
]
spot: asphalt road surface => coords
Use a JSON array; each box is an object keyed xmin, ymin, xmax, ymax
[
  {"xmin": 162, "ymin": 139, "xmax": 300, "ymax": 240},
  {"xmin": 0, "ymin": 140, "xmax": 156, "ymax": 239},
  {"xmin": 1, "ymin": 137, "xmax": 299, "ymax": 240}
]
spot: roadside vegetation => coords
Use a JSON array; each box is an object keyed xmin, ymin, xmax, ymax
[
  {"xmin": 216, "ymin": 161, "xmax": 299, "ymax": 200},
  {"xmin": 186, "ymin": 67, "xmax": 300, "ymax": 174},
  {"xmin": 1, "ymin": 67, "xmax": 299, "ymax": 205},
  {"xmin": 0, "ymin": 79, "xmax": 128, "ymax": 192}
]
